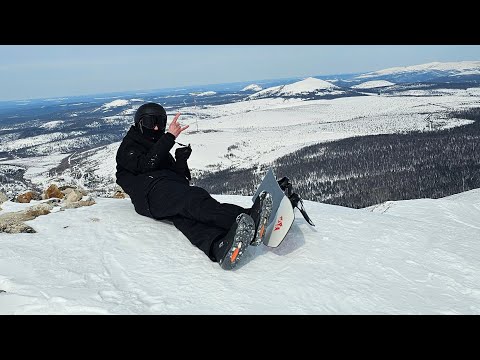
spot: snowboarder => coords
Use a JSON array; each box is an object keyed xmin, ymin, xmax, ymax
[{"xmin": 115, "ymin": 102, "xmax": 272, "ymax": 270}]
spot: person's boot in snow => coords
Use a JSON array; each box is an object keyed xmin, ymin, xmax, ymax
[
  {"xmin": 249, "ymin": 191, "xmax": 273, "ymax": 246},
  {"xmin": 213, "ymin": 213, "xmax": 255, "ymax": 270}
]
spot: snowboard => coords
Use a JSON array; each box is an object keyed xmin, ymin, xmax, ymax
[{"xmin": 252, "ymin": 168, "xmax": 295, "ymax": 248}]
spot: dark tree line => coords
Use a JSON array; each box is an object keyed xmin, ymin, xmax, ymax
[{"xmin": 194, "ymin": 108, "xmax": 480, "ymax": 208}]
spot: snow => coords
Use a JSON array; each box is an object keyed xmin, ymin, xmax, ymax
[
  {"xmin": 467, "ymin": 88, "xmax": 480, "ymax": 96},
  {"xmin": 88, "ymin": 143, "xmax": 120, "ymax": 185},
  {"xmin": 352, "ymin": 80, "xmax": 396, "ymax": 89},
  {"xmin": 190, "ymin": 91, "xmax": 216, "ymax": 97},
  {"xmin": 95, "ymin": 99, "xmax": 130, "ymax": 112},
  {"xmin": 4, "ymin": 88, "xmax": 477, "ymax": 191},
  {"xmin": 241, "ymin": 84, "xmax": 263, "ymax": 92},
  {"xmin": 1, "ymin": 188, "xmax": 479, "ymax": 314},
  {"xmin": 0, "ymin": 132, "xmax": 74, "ymax": 152},
  {"xmin": 452, "ymin": 70, "xmax": 480, "ymax": 76},
  {"xmin": 39, "ymin": 120, "xmax": 64, "ymax": 129},
  {"xmin": 85, "ymin": 121, "xmax": 102, "ymax": 128},
  {"xmin": 279, "ymin": 77, "xmax": 338, "ymax": 93},
  {"xmin": 0, "ymin": 82, "xmax": 477, "ymax": 201},
  {"xmin": 44, "ymin": 98, "xmax": 68, "ymax": 102},
  {"xmin": 0, "ymin": 154, "xmax": 69, "ymax": 190},
  {"xmin": 249, "ymin": 77, "xmax": 338, "ymax": 99},
  {"xmin": 358, "ymin": 61, "xmax": 480, "ymax": 79},
  {"xmin": 174, "ymin": 92, "xmax": 478, "ymax": 170}
]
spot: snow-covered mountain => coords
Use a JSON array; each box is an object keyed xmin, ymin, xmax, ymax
[
  {"xmin": 95, "ymin": 99, "xmax": 131, "ymax": 112},
  {"xmin": 241, "ymin": 84, "xmax": 262, "ymax": 92},
  {"xmin": 248, "ymin": 77, "xmax": 344, "ymax": 99},
  {"xmin": 354, "ymin": 61, "xmax": 480, "ymax": 83},
  {"xmin": 1, "ymin": 188, "xmax": 479, "ymax": 314}
]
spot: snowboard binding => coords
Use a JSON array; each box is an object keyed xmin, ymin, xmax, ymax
[{"xmin": 277, "ymin": 176, "xmax": 315, "ymax": 227}]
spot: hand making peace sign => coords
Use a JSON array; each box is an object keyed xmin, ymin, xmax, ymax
[{"xmin": 167, "ymin": 112, "xmax": 189, "ymax": 138}]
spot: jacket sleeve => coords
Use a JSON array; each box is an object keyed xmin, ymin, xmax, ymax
[{"xmin": 117, "ymin": 132, "xmax": 176, "ymax": 174}]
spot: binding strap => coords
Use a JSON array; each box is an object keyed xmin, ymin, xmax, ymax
[{"xmin": 277, "ymin": 176, "xmax": 315, "ymax": 227}]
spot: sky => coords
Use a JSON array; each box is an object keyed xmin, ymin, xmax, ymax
[
  {"xmin": 1, "ymin": 189, "xmax": 479, "ymax": 314},
  {"xmin": 1, "ymin": 45, "xmax": 480, "ymax": 101}
]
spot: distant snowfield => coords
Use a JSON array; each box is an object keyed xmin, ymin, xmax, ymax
[
  {"xmin": 1, "ymin": 90, "xmax": 477, "ymax": 191},
  {"xmin": 0, "ymin": 132, "xmax": 79, "ymax": 153},
  {"xmin": 352, "ymin": 80, "xmax": 395, "ymax": 89},
  {"xmin": 0, "ymin": 154, "xmax": 68, "ymax": 190},
  {"xmin": 176, "ymin": 92, "xmax": 477, "ymax": 170},
  {"xmin": 0, "ymin": 188, "xmax": 479, "ymax": 314},
  {"xmin": 190, "ymin": 91, "xmax": 216, "ymax": 97},
  {"xmin": 39, "ymin": 120, "xmax": 64, "ymax": 129}
]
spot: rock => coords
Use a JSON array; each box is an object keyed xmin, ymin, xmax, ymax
[
  {"xmin": 113, "ymin": 190, "xmax": 126, "ymax": 199},
  {"xmin": 24, "ymin": 203, "xmax": 53, "ymax": 218},
  {"xmin": 64, "ymin": 190, "xmax": 84, "ymax": 204},
  {"xmin": 17, "ymin": 191, "xmax": 41, "ymax": 203},
  {"xmin": 61, "ymin": 199, "xmax": 96, "ymax": 209},
  {"xmin": 0, "ymin": 203, "xmax": 53, "ymax": 234},
  {"xmin": 61, "ymin": 187, "xmax": 75, "ymax": 196},
  {"xmin": 0, "ymin": 192, "xmax": 8, "ymax": 205},
  {"xmin": 0, "ymin": 222, "xmax": 36, "ymax": 233},
  {"xmin": 113, "ymin": 185, "xmax": 129, "ymax": 198},
  {"xmin": 44, "ymin": 184, "xmax": 64, "ymax": 199}
]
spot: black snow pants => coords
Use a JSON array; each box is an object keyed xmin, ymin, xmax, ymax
[{"xmin": 148, "ymin": 178, "xmax": 248, "ymax": 261}]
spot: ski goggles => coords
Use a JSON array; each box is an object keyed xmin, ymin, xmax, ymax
[{"xmin": 138, "ymin": 114, "xmax": 167, "ymax": 130}]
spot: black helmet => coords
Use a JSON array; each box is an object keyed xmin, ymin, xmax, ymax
[{"xmin": 134, "ymin": 103, "xmax": 167, "ymax": 131}]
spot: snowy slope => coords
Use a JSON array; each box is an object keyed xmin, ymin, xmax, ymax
[
  {"xmin": 352, "ymin": 80, "xmax": 396, "ymax": 89},
  {"xmin": 1, "ymin": 188, "xmax": 479, "ymax": 314}
]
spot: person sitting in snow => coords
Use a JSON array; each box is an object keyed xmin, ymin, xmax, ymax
[{"xmin": 115, "ymin": 102, "xmax": 272, "ymax": 269}]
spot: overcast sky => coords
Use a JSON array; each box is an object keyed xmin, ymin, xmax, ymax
[{"xmin": 1, "ymin": 45, "xmax": 479, "ymax": 101}]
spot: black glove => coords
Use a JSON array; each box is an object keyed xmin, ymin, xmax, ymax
[
  {"xmin": 184, "ymin": 166, "xmax": 192, "ymax": 181},
  {"xmin": 175, "ymin": 145, "xmax": 192, "ymax": 162},
  {"xmin": 174, "ymin": 158, "xmax": 192, "ymax": 181}
]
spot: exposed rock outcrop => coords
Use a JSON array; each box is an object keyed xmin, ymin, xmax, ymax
[
  {"xmin": 0, "ymin": 203, "xmax": 54, "ymax": 233},
  {"xmin": 43, "ymin": 184, "xmax": 64, "ymax": 200},
  {"xmin": 1, "ymin": 184, "xmax": 97, "ymax": 234},
  {"xmin": 17, "ymin": 191, "xmax": 42, "ymax": 203}
]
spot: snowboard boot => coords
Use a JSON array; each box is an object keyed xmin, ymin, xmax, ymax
[
  {"xmin": 249, "ymin": 191, "xmax": 273, "ymax": 246},
  {"xmin": 214, "ymin": 213, "xmax": 256, "ymax": 270}
]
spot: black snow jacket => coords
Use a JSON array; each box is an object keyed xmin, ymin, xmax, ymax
[{"xmin": 115, "ymin": 126, "xmax": 190, "ymax": 217}]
